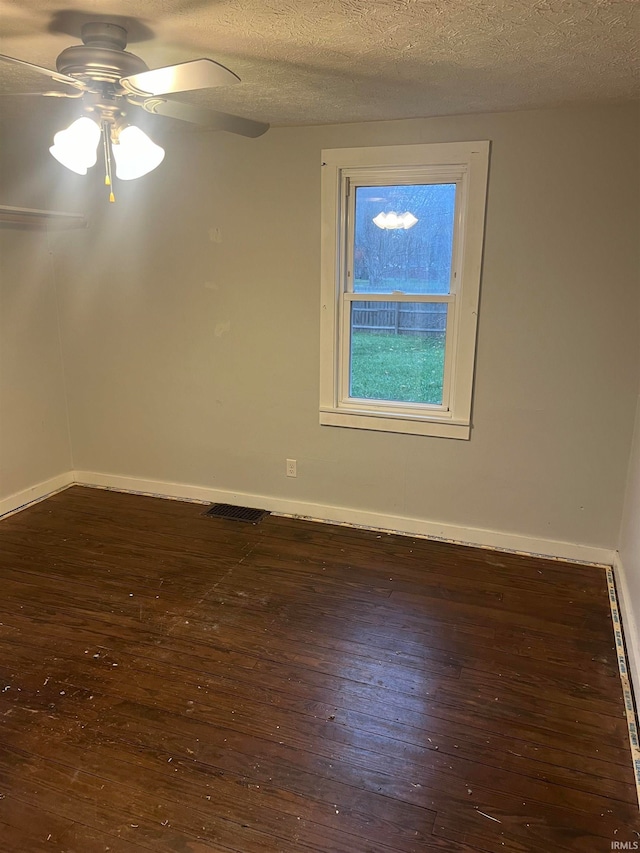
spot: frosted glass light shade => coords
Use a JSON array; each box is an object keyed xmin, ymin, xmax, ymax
[
  {"xmin": 49, "ymin": 117, "xmax": 101, "ymax": 175},
  {"xmin": 112, "ymin": 126, "xmax": 165, "ymax": 180},
  {"xmin": 372, "ymin": 211, "xmax": 419, "ymax": 230}
]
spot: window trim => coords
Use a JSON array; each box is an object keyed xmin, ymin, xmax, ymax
[{"xmin": 319, "ymin": 141, "xmax": 490, "ymax": 440}]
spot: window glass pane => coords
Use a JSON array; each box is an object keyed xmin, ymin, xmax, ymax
[
  {"xmin": 349, "ymin": 302, "xmax": 447, "ymax": 405},
  {"xmin": 354, "ymin": 184, "xmax": 456, "ymax": 295}
]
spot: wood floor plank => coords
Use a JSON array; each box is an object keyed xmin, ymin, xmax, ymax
[{"xmin": 0, "ymin": 485, "xmax": 636, "ymax": 852}]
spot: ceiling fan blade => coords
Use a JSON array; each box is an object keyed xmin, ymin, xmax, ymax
[
  {"xmin": 139, "ymin": 97, "xmax": 269, "ymax": 138},
  {"xmin": 119, "ymin": 59, "xmax": 239, "ymax": 97},
  {"xmin": 0, "ymin": 90, "xmax": 83, "ymax": 99},
  {"xmin": 0, "ymin": 54, "xmax": 86, "ymax": 91}
]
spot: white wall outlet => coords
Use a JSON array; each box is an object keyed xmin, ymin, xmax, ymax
[{"xmin": 286, "ymin": 458, "xmax": 297, "ymax": 478}]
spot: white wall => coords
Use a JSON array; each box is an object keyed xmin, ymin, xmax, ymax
[
  {"xmin": 0, "ymin": 102, "xmax": 81, "ymax": 513},
  {"xmin": 0, "ymin": 229, "xmax": 73, "ymax": 510},
  {"xmin": 48, "ymin": 102, "xmax": 639, "ymax": 552}
]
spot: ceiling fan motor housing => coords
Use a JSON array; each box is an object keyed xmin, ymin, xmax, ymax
[{"xmin": 56, "ymin": 23, "xmax": 148, "ymax": 83}]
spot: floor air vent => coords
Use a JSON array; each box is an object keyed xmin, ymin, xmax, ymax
[{"xmin": 203, "ymin": 503, "xmax": 270, "ymax": 524}]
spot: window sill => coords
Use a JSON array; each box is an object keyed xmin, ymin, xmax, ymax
[{"xmin": 319, "ymin": 408, "xmax": 471, "ymax": 439}]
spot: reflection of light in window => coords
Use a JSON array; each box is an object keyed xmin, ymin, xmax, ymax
[{"xmin": 372, "ymin": 211, "xmax": 418, "ymax": 230}]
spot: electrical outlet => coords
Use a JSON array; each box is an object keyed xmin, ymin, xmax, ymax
[{"xmin": 286, "ymin": 458, "xmax": 297, "ymax": 478}]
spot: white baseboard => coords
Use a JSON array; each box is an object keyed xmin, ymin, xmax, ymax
[
  {"xmin": 2, "ymin": 468, "xmax": 613, "ymax": 567},
  {"xmin": 0, "ymin": 471, "xmax": 74, "ymax": 520},
  {"xmin": 613, "ymin": 551, "xmax": 640, "ymax": 706},
  {"xmin": 73, "ymin": 469, "xmax": 614, "ymax": 566}
]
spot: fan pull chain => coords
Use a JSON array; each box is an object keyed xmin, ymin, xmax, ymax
[{"xmin": 102, "ymin": 121, "xmax": 115, "ymax": 202}]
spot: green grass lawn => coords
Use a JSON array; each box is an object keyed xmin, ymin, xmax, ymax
[{"xmin": 350, "ymin": 331, "xmax": 445, "ymax": 404}]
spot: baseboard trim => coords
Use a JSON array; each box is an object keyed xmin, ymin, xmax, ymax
[
  {"xmin": 0, "ymin": 471, "xmax": 74, "ymax": 521},
  {"xmin": 607, "ymin": 558, "xmax": 640, "ymax": 805},
  {"xmin": 3, "ymin": 469, "xmax": 613, "ymax": 567},
  {"xmin": 73, "ymin": 470, "xmax": 614, "ymax": 567},
  {"xmin": 612, "ymin": 551, "xmax": 640, "ymax": 710}
]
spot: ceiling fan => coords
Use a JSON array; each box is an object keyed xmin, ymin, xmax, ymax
[{"xmin": 0, "ymin": 21, "xmax": 269, "ymax": 199}]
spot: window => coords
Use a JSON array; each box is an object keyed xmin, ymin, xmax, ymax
[{"xmin": 320, "ymin": 141, "xmax": 490, "ymax": 439}]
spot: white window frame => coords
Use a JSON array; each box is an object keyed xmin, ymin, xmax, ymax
[{"xmin": 319, "ymin": 141, "xmax": 490, "ymax": 440}]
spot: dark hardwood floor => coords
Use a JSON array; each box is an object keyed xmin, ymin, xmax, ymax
[{"xmin": 0, "ymin": 486, "xmax": 637, "ymax": 852}]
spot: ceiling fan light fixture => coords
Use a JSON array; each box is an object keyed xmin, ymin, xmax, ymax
[
  {"xmin": 0, "ymin": 20, "xmax": 269, "ymax": 199},
  {"xmin": 49, "ymin": 116, "xmax": 101, "ymax": 175},
  {"xmin": 112, "ymin": 125, "xmax": 165, "ymax": 181}
]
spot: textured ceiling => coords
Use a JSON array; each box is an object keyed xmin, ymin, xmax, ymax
[{"xmin": 0, "ymin": 0, "xmax": 638, "ymax": 127}]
